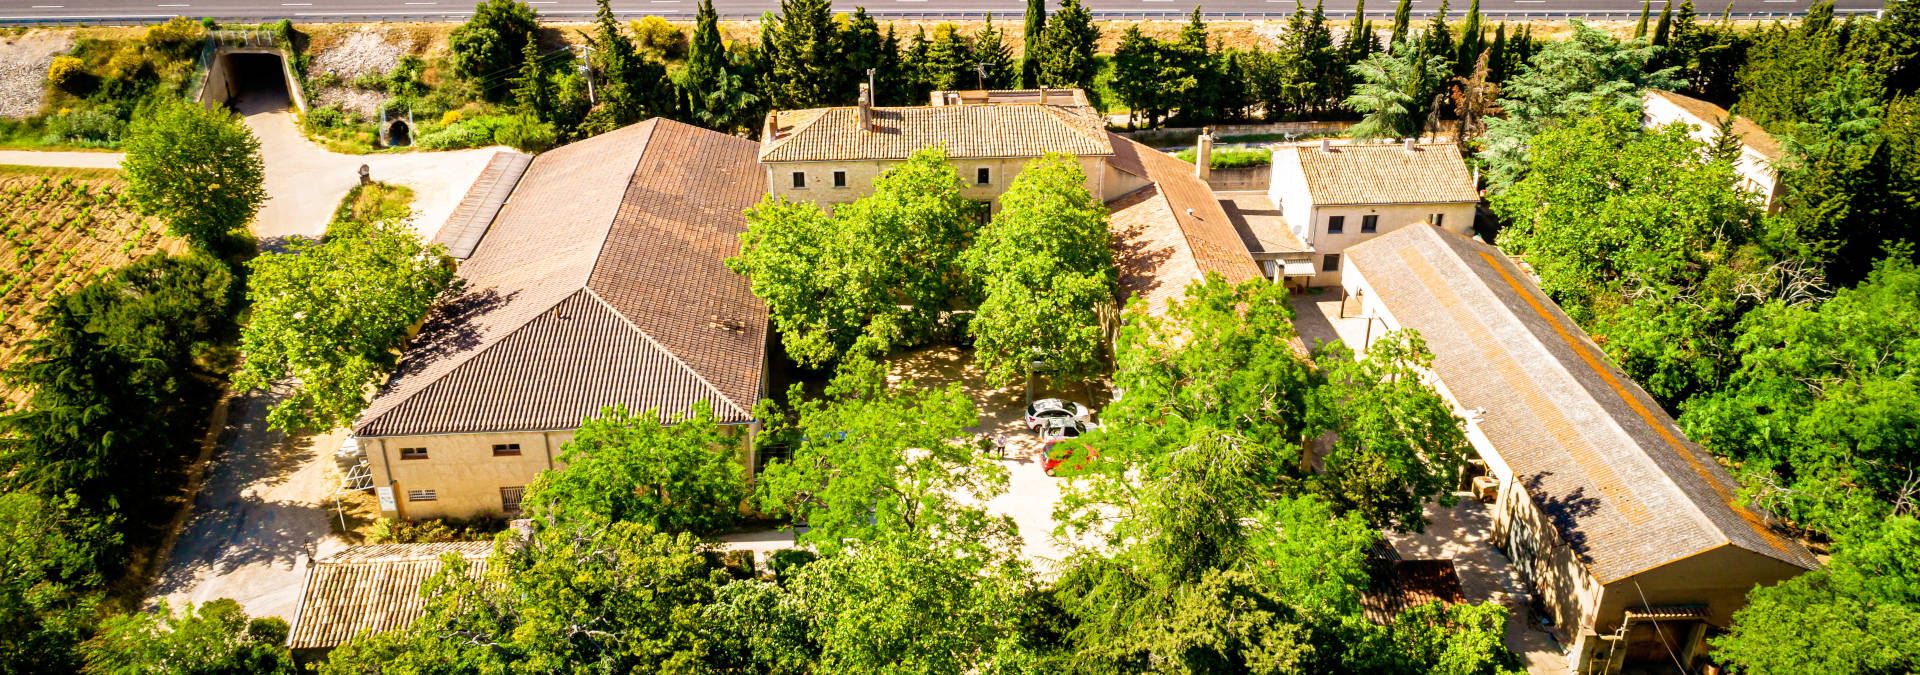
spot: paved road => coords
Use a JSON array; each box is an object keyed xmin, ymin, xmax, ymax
[{"xmin": 0, "ymin": 0, "xmax": 1881, "ymax": 25}]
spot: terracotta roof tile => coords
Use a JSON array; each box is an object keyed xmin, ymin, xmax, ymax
[
  {"xmin": 287, "ymin": 542, "xmax": 492, "ymax": 650},
  {"xmin": 1281, "ymin": 142, "xmax": 1480, "ymax": 206},
  {"xmin": 1646, "ymin": 89, "xmax": 1783, "ymax": 161},
  {"xmin": 354, "ymin": 119, "xmax": 768, "ymax": 437},
  {"xmin": 1344, "ymin": 226, "xmax": 1818, "ymax": 582},
  {"xmin": 1108, "ymin": 134, "xmax": 1262, "ymax": 284},
  {"xmin": 760, "ymin": 103, "xmax": 1112, "ymax": 163}
]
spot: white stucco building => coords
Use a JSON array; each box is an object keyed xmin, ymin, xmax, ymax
[{"xmin": 1268, "ymin": 140, "xmax": 1480, "ymax": 286}]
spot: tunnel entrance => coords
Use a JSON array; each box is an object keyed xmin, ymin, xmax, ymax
[
  {"xmin": 385, "ymin": 119, "xmax": 412, "ymax": 147},
  {"xmin": 223, "ymin": 52, "xmax": 291, "ymax": 112}
]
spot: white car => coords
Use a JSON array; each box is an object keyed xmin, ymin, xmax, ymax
[{"xmin": 1024, "ymin": 398, "xmax": 1092, "ymax": 431}]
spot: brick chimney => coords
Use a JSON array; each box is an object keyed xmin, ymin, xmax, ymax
[
  {"xmin": 857, "ymin": 82, "xmax": 873, "ymax": 132},
  {"xmin": 1404, "ymin": 137, "xmax": 1418, "ymax": 152},
  {"xmin": 1039, "ymin": 87, "xmax": 1049, "ymax": 105},
  {"xmin": 1194, "ymin": 127, "xmax": 1214, "ymax": 182}
]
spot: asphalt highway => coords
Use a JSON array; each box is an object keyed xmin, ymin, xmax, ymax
[{"xmin": 0, "ymin": 0, "xmax": 1884, "ymax": 28}]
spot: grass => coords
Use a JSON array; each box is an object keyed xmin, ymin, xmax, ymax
[{"xmin": 1175, "ymin": 146, "xmax": 1272, "ymax": 169}]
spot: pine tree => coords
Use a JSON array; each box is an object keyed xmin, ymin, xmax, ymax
[
  {"xmin": 683, "ymin": 0, "xmax": 758, "ymax": 134},
  {"xmin": 976, "ymin": 14, "xmax": 1018, "ymax": 89},
  {"xmin": 1304, "ymin": 0, "xmax": 1339, "ymax": 114},
  {"xmin": 1390, "ymin": 0, "xmax": 1413, "ymax": 47},
  {"xmin": 511, "ymin": 32, "xmax": 551, "ymax": 120},
  {"xmin": 878, "ymin": 25, "xmax": 909, "ymax": 104},
  {"xmin": 1487, "ymin": 22, "xmax": 1508, "ymax": 83},
  {"xmin": 902, "ymin": 27, "xmax": 934, "ymax": 103},
  {"xmin": 1022, "ymin": 0, "xmax": 1046, "ymax": 87},
  {"xmin": 769, "ymin": 0, "xmax": 839, "ymax": 108},
  {"xmin": 838, "ymin": 8, "xmax": 888, "ymax": 100},
  {"xmin": 1634, "ymin": 0, "xmax": 1651, "ymax": 40},
  {"xmin": 1422, "ymin": 0, "xmax": 1455, "ymax": 74},
  {"xmin": 927, "ymin": 23, "xmax": 974, "ymax": 91},
  {"xmin": 1112, "ymin": 25, "xmax": 1167, "ymax": 127},
  {"xmin": 1173, "ymin": 7, "xmax": 1216, "ymax": 122},
  {"xmin": 1653, "ymin": 0, "xmax": 1674, "ymax": 48}
]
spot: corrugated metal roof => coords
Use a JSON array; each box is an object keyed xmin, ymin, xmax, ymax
[
  {"xmin": 287, "ymin": 542, "xmax": 493, "ymax": 650},
  {"xmin": 1281, "ymin": 142, "xmax": 1480, "ymax": 206},
  {"xmin": 1344, "ymin": 226, "xmax": 1818, "ymax": 582},
  {"xmin": 354, "ymin": 119, "xmax": 768, "ymax": 438},
  {"xmin": 759, "ymin": 103, "xmax": 1113, "ymax": 163}
]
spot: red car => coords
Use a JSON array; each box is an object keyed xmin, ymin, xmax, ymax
[{"xmin": 1040, "ymin": 420, "xmax": 1098, "ymax": 475}]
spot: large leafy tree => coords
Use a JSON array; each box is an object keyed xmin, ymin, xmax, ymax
[
  {"xmin": 122, "ymin": 99, "xmax": 265, "ymax": 250},
  {"xmin": 1680, "ymin": 253, "xmax": 1920, "ymax": 531},
  {"xmin": 1712, "ymin": 516, "xmax": 1920, "ymax": 674},
  {"xmin": 522, "ymin": 405, "xmax": 745, "ymax": 535},
  {"xmin": 1480, "ymin": 20, "xmax": 1678, "ymax": 188},
  {"xmin": 754, "ymin": 357, "xmax": 1011, "ymax": 556},
  {"xmin": 448, "ymin": 0, "xmax": 539, "ymax": 101},
  {"xmin": 964, "ymin": 154, "xmax": 1114, "ymax": 387},
  {"xmin": 233, "ymin": 217, "xmax": 454, "ymax": 432},
  {"xmin": 1488, "ymin": 110, "xmax": 1782, "ymax": 404},
  {"xmin": 1111, "ymin": 26, "xmax": 1177, "ymax": 128},
  {"xmin": 1307, "ymin": 332, "xmax": 1472, "ymax": 534},
  {"xmin": 80, "ymin": 599, "xmax": 294, "ymax": 675},
  {"xmin": 732, "ymin": 147, "xmax": 975, "ymax": 367},
  {"xmin": 1, "ymin": 253, "xmax": 234, "ymax": 509},
  {"xmin": 0, "ymin": 492, "xmax": 114, "ymax": 674}
]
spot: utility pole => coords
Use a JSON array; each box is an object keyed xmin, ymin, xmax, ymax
[
  {"xmin": 867, "ymin": 68, "xmax": 876, "ymax": 101},
  {"xmin": 580, "ymin": 44, "xmax": 596, "ymax": 105},
  {"xmin": 977, "ymin": 63, "xmax": 987, "ymax": 89}
]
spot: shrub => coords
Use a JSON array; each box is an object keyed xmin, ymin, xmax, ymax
[
  {"xmin": 46, "ymin": 56, "xmax": 88, "ymax": 92},
  {"xmin": 439, "ymin": 109, "xmax": 463, "ymax": 126},
  {"xmin": 1173, "ymin": 145, "xmax": 1271, "ymax": 169},
  {"xmin": 767, "ymin": 549, "xmax": 818, "ymax": 580},
  {"xmin": 45, "ymin": 108, "xmax": 126, "ymax": 145},
  {"xmin": 365, "ymin": 517, "xmax": 503, "ymax": 544},
  {"xmin": 144, "ymin": 16, "xmax": 207, "ymax": 57},
  {"xmin": 632, "ymin": 16, "xmax": 686, "ymax": 61},
  {"xmin": 413, "ymin": 117, "xmax": 496, "ymax": 149},
  {"xmin": 300, "ymin": 105, "xmax": 346, "ymax": 133},
  {"xmin": 491, "ymin": 113, "xmax": 555, "ymax": 152}
]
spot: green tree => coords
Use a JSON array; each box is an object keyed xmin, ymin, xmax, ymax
[
  {"xmin": 1037, "ymin": 0, "xmax": 1099, "ymax": 89},
  {"xmin": 122, "ymin": 99, "xmax": 265, "ymax": 250},
  {"xmin": 1022, "ymin": 0, "xmax": 1046, "ymax": 87},
  {"xmin": 1386, "ymin": 601, "xmax": 1524, "ymax": 675},
  {"xmin": 1651, "ymin": 0, "xmax": 1674, "ymax": 49},
  {"xmin": 1712, "ymin": 516, "xmax": 1920, "ymax": 674},
  {"xmin": 1680, "ymin": 253, "xmax": 1920, "ymax": 531},
  {"xmin": 1455, "ymin": 0, "xmax": 1485, "ymax": 76},
  {"xmin": 1, "ymin": 253, "xmax": 234, "ymax": 509},
  {"xmin": 1346, "ymin": 41, "xmax": 1450, "ymax": 140},
  {"xmin": 732, "ymin": 147, "xmax": 975, "ymax": 367},
  {"xmin": 0, "ymin": 492, "xmax": 113, "ymax": 674},
  {"xmin": 699, "ymin": 580, "xmax": 817, "ymax": 674},
  {"xmin": 510, "ymin": 33, "xmax": 553, "ymax": 120},
  {"xmin": 81, "ymin": 599, "xmax": 294, "ymax": 674},
  {"xmin": 522, "ymin": 405, "xmax": 745, "ymax": 534},
  {"xmin": 1633, "ymin": 0, "xmax": 1651, "ymax": 40},
  {"xmin": 583, "ymin": 0, "xmax": 671, "ymax": 128},
  {"xmin": 964, "ymin": 154, "xmax": 1114, "ymax": 386},
  {"xmin": 1307, "ymin": 332, "xmax": 1472, "ymax": 534},
  {"xmin": 767, "ymin": 0, "xmax": 839, "ymax": 108},
  {"xmin": 448, "ymin": 0, "xmax": 539, "ymax": 101},
  {"xmin": 1422, "ymin": 0, "xmax": 1456, "ymax": 75},
  {"xmin": 976, "ymin": 14, "xmax": 1018, "ymax": 89},
  {"xmin": 681, "ymin": 0, "xmax": 760, "ymax": 134},
  {"xmin": 755, "ymin": 357, "xmax": 1010, "ymax": 556},
  {"xmin": 1390, "ymin": 0, "xmax": 1413, "ymax": 48},
  {"xmin": 1768, "ymin": 64, "xmax": 1898, "ymax": 284},
  {"xmin": 1480, "ymin": 20, "xmax": 1678, "ymax": 188},
  {"xmin": 233, "ymin": 218, "xmax": 454, "ymax": 432},
  {"xmin": 1112, "ymin": 26, "xmax": 1176, "ymax": 127},
  {"xmin": 790, "ymin": 536, "xmax": 1037, "ymax": 674}
]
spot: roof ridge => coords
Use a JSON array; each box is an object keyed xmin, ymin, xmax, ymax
[
  {"xmin": 354, "ymin": 289, "xmax": 588, "ymax": 435},
  {"xmin": 581, "ymin": 287, "xmax": 749, "ymax": 421},
  {"xmin": 1043, "ymin": 104, "xmax": 1113, "ymax": 150}
]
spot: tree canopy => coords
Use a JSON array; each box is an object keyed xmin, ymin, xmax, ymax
[
  {"xmin": 522, "ymin": 405, "xmax": 745, "ymax": 535},
  {"xmin": 122, "ymin": 99, "xmax": 265, "ymax": 250}
]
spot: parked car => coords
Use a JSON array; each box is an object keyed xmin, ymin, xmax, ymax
[
  {"xmin": 1041, "ymin": 421, "xmax": 1099, "ymax": 475},
  {"xmin": 1025, "ymin": 398, "xmax": 1092, "ymax": 431}
]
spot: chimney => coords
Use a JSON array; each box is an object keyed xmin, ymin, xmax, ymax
[
  {"xmin": 857, "ymin": 83, "xmax": 873, "ymax": 132},
  {"xmin": 1404, "ymin": 137, "xmax": 1417, "ymax": 152},
  {"xmin": 1194, "ymin": 127, "xmax": 1214, "ymax": 182},
  {"xmin": 1320, "ymin": 138, "xmax": 1333, "ymax": 152},
  {"xmin": 1039, "ymin": 87, "xmax": 1048, "ymax": 105},
  {"xmin": 764, "ymin": 113, "xmax": 777, "ymax": 141}
]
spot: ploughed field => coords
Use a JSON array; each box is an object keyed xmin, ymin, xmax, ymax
[{"xmin": 0, "ymin": 167, "xmax": 176, "ymax": 379}]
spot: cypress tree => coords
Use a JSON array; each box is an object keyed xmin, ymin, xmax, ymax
[
  {"xmin": 769, "ymin": 0, "xmax": 839, "ymax": 108},
  {"xmin": 1390, "ymin": 0, "xmax": 1412, "ymax": 47},
  {"xmin": 839, "ymin": 7, "xmax": 887, "ymax": 99},
  {"xmin": 1037, "ymin": 0, "xmax": 1099, "ymax": 90},
  {"xmin": 1653, "ymin": 0, "xmax": 1673, "ymax": 48},
  {"xmin": 1347, "ymin": 0, "xmax": 1379, "ymax": 60},
  {"xmin": 1022, "ymin": 0, "xmax": 1046, "ymax": 87},
  {"xmin": 1634, "ymin": 0, "xmax": 1651, "ymax": 40},
  {"xmin": 1487, "ymin": 22, "xmax": 1508, "ymax": 83},
  {"xmin": 1422, "ymin": 0, "xmax": 1455, "ymax": 73},
  {"xmin": 511, "ymin": 32, "xmax": 551, "ymax": 120},
  {"xmin": 1455, "ymin": 0, "xmax": 1482, "ymax": 76}
]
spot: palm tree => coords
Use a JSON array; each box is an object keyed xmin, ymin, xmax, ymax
[{"xmin": 1345, "ymin": 42, "xmax": 1449, "ymax": 140}]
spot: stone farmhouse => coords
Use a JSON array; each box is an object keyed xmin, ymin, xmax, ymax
[
  {"xmin": 351, "ymin": 119, "xmax": 769, "ymax": 521},
  {"xmin": 1268, "ymin": 140, "xmax": 1481, "ymax": 286},
  {"xmin": 1340, "ymin": 225, "xmax": 1817, "ymax": 674},
  {"xmin": 1642, "ymin": 90, "xmax": 1786, "ymax": 210}
]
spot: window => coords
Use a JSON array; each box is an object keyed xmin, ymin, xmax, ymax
[
  {"xmin": 832, "ymin": 170, "xmax": 847, "ymax": 188},
  {"xmin": 1361, "ymin": 214, "xmax": 1379, "ymax": 233},
  {"xmin": 1322, "ymin": 254, "xmax": 1341, "ymax": 272},
  {"xmin": 1430, "ymin": 213, "xmax": 1445, "ymax": 227},
  {"xmin": 976, "ymin": 167, "xmax": 992, "ymax": 185},
  {"xmin": 399, "ymin": 447, "xmax": 428, "ymax": 460},
  {"xmin": 1327, "ymin": 215, "xmax": 1345, "ymax": 234},
  {"xmin": 406, "ymin": 489, "xmax": 437, "ymax": 502},
  {"xmin": 501, "ymin": 486, "xmax": 525, "ymax": 514},
  {"xmin": 791, "ymin": 171, "xmax": 806, "ymax": 189},
  {"xmin": 492, "ymin": 443, "xmax": 521, "ymax": 456}
]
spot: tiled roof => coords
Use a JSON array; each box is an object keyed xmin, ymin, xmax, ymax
[
  {"xmin": 1106, "ymin": 134, "xmax": 1262, "ymax": 284},
  {"xmin": 434, "ymin": 151, "xmax": 532, "ymax": 260},
  {"xmin": 287, "ymin": 542, "xmax": 493, "ymax": 650},
  {"xmin": 1344, "ymin": 226, "xmax": 1818, "ymax": 582},
  {"xmin": 1281, "ymin": 142, "xmax": 1480, "ymax": 206},
  {"xmin": 1646, "ymin": 89, "xmax": 1783, "ymax": 161},
  {"xmin": 759, "ymin": 103, "xmax": 1113, "ymax": 163},
  {"xmin": 355, "ymin": 119, "xmax": 768, "ymax": 438}
]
